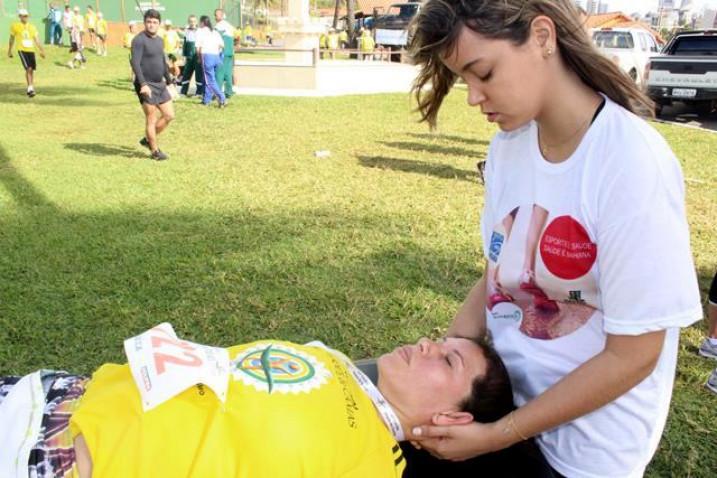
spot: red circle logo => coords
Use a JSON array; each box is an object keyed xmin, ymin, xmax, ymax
[{"xmin": 539, "ymin": 216, "xmax": 597, "ymax": 280}]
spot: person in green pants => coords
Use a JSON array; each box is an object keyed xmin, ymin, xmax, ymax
[{"xmin": 214, "ymin": 8, "xmax": 236, "ymax": 100}]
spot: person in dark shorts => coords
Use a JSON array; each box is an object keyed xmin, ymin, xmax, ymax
[
  {"xmin": 7, "ymin": 9, "xmax": 45, "ymax": 97},
  {"xmin": 130, "ymin": 9, "xmax": 176, "ymax": 161}
]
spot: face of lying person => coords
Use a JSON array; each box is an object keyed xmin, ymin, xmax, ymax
[{"xmin": 377, "ymin": 337, "xmax": 487, "ymax": 427}]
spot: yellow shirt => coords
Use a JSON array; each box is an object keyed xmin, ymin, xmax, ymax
[
  {"xmin": 123, "ymin": 32, "xmax": 135, "ymax": 48},
  {"xmin": 85, "ymin": 12, "xmax": 96, "ymax": 29},
  {"xmin": 327, "ymin": 32, "xmax": 339, "ymax": 49},
  {"xmin": 10, "ymin": 22, "xmax": 38, "ymax": 53},
  {"xmin": 73, "ymin": 13, "xmax": 84, "ymax": 31},
  {"xmin": 360, "ymin": 34, "xmax": 375, "ymax": 52},
  {"xmin": 70, "ymin": 340, "xmax": 405, "ymax": 478},
  {"xmin": 96, "ymin": 19, "xmax": 108, "ymax": 36},
  {"xmin": 163, "ymin": 30, "xmax": 181, "ymax": 53}
]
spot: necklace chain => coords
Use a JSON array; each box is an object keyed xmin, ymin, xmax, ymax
[{"xmin": 538, "ymin": 115, "xmax": 592, "ymax": 156}]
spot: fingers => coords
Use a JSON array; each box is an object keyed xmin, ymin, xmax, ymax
[{"xmin": 410, "ymin": 425, "xmax": 451, "ymax": 440}]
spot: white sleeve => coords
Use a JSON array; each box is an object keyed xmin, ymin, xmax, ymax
[
  {"xmin": 195, "ymin": 30, "xmax": 205, "ymax": 49},
  {"xmin": 595, "ymin": 132, "xmax": 701, "ymax": 335}
]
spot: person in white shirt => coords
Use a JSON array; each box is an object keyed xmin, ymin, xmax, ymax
[
  {"xmin": 62, "ymin": 5, "xmax": 73, "ymax": 39},
  {"xmin": 406, "ymin": 1, "xmax": 702, "ymax": 477},
  {"xmin": 195, "ymin": 15, "xmax": 225, "ymax": 107}
]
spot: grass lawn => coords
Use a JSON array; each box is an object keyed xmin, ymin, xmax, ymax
[{"xmin": 0, "ymin": 47, "xmax": 715, "ymax": 476}]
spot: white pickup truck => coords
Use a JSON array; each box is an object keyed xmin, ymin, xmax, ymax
[
  {"xmin": 647, "ymin": 30, "xmax": 717, "ymax": 116},
  {"xmin": 591, "ymin": 27, "xmax": 661, "ymax": 87}
]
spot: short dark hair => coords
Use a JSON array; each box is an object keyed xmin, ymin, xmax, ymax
[
  {"xmin": 458, "ymin": 336, "xmax": 515, "ymax": 423},
  {"xmin": 144, "ymin": 9, "xmax": 161, "ymax": 22}
]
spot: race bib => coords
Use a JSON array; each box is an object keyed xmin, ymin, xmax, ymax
[
  {"xmin": 124, "ymin": 323, "xmax": 230, "ymax": 411},
  {"xmin": 22, "ymin": 39, "xmax": 33, "ymax": 48}
]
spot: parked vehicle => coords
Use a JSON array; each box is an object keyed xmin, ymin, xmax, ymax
[
  {"xmin": 591, "ymin": 28, "xmax": 661, "ymax": 86},
  {"xmin": 374, "ymin": 1, "xmax": 420, "ymax": 58},
  {"xmin": 647, "ymin": 30, "xmax": 717, "ymax": 116}
]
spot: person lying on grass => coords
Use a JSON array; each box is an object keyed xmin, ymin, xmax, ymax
[{"xmin": 0, "ymin": 326, "xmax": 513, "ymax": 478}]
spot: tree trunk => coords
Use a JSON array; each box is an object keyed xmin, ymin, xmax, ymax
[
  {"xmin": 346, "ymin": 0, "xmax": 355, "ymax": 53},
  {"xmin": 333, "ymin": 0, "xmax": 340, "ymax": 28}
]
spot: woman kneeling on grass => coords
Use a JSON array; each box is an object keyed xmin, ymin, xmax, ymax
[{"xmin": 407, "ymin": 1, "xmax": 702, "ymax": 477}]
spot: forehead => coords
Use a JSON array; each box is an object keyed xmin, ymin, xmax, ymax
[
  {"xmin": 441, "ymin": 26, "xmax": 512, "ymax": 73},
  {"xmin": 445, "ymin": 338, "xmax": 487, "ymax": 374}
]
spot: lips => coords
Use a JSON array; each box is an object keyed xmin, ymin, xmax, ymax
[{"xmin": 485, "ymin": 113, "xmax": 498, "ymax": 123}]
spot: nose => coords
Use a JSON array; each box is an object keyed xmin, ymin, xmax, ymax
[
  {"xmin": 467, "ymin": 83, "xmax": 485, "ymax": 107},
  {"xmin": 417, "ymin": 338, "xmax": 439, "ymax": 357}
]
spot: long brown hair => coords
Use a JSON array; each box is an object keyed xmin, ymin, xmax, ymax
[{"xmin": 409, "ymin": 0, "xmax": 654, "ymax": 127}]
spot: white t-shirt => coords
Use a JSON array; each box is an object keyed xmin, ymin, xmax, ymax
[
  {"xmin": 215, "ymin": 19, "xmax": 235, "ymax": 38},
  {"xmin": 195, "ymin": 27, "xmax": 224, "ymax": 55},
  {"xmin": 481, "ymin": 96, "xmax": 701, "ymax": 478}
]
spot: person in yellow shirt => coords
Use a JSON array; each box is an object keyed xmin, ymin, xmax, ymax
[
  {"xmin": 123, "ymin": 20, "xmax": 137, "ymax": 48},
  {"xmin": 123, "ymin": 21, "xmax": 137, "ymax": 81},
  {"xmin": 327, "ymin": 27, "xmax": 339, "ymax": 59},
  {"xmin": 95, "ymin": 12, "xmax": 108, "ymax": 56},
  {"xmin": 7, "ymin": 9, "xmax": 45, "ymax": 97},
  {"xmin": 85, "ymin": 5, "xmax": 97, "ymax": 51},
  {"xmin": 162, "ymin": 19, "xmax": 181, "ymax": 56},
  {"xmin": 0, "ymin": 333, "xmax": 513, "ymax": 477},
  {"xmin": 359, "ymin": 28, "xmax": 375, "ymax": 61}
]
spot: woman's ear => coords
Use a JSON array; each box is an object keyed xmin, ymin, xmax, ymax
[
  {"xmin": 530, "ymin": 15, "xmax": 556, "ymax": 52},
  {"xmin": 431, "ymin": 411, "xmax": 474, "ymax": 426}
]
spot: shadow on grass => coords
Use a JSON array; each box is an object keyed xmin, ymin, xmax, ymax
[
  {"xmin": 380, "ymin": 140, "xmax": 486, "ymax": 159},
  {"xmin": 0, "ymin": 82, "xmax": 96, "ymax": 97},
  {"xmin": 0, "ymin": 82, "xmax": 112, "ymax": 106},
  {"xmin": 96, "ymin": 78, "xmax": 133, "ymax": 92},
  {"xmin": 405, "ymin": 133, "xmax": 490, "ymax": 147},
  {"xmin": 0, "ymin": 144, "xmax": 479, "ymax": 375},
  {"xmin": 357, "ymin": 155, "xmax": 477, "ymax": 182},
  {"xmin": 64, "ymin": 142, "xmax": 146, "ymax": 159}
]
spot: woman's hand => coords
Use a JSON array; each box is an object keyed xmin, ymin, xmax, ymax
[{"xmin": 409, "ymin": 420, "xmax": 509, "ymax": 461}]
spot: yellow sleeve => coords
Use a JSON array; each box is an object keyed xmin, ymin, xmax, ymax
[
  {"xmin": 10, "ymin": 23, "xmax": 19, "ymax": 36},
  {"xmin": 30, "ymin": 24, "xmax": 38, "ymax": 38}
]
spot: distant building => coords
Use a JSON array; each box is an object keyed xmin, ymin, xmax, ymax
[
  {"xmin": 587, "ymin": 0, "xmax": 598, "ymax": 15},
  {"xmin": 659, "ymin": 0, "xmax": 675, "ymax": 9},
  {"xmin": 586, "ymin": 11, "xmax": 665, "ymax": 44},
  {"xmin": 597, "ymin": 2, "xmax": 608, "ymax": 14},
  {"xmin": 700, "ymin": 9, "xmax": 717, "ymax": 29}
]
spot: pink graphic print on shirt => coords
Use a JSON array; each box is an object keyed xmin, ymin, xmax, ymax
[{"xmin": 487, "ymin": 205, "xmax": 598, "ymax": 340}]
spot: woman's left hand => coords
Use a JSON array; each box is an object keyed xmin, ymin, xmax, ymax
[{"xmin": 409, "ymin": 420, "xmax": 506, "ymax": 461}]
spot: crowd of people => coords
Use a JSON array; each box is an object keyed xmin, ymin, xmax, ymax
[{"xmin": 320, "ymin": 27, "xmax": 383, "ymax": 61}]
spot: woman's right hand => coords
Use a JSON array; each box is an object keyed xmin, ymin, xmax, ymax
[{"xmin": 409, "ymin": 419, "xmax": 512, "ymax": 461}]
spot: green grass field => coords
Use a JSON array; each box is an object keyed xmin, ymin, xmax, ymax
[{"xmin": 0, "ymin": 47, "xmax": 715, "ymax": 476}]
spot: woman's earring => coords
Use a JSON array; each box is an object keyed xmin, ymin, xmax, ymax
[{"xmin": 546, "ymin": 47, "xmax": 554, "ymax": 56}]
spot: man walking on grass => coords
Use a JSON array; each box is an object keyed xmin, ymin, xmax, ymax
[
  {"xmin": 7, "ymin": 9, "xmax": 45, "ymax": 98},
  {"xmin": 131, "ymin": 9, "xmax": 175, "ymax": 161}
]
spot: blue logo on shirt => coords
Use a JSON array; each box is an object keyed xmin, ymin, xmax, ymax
[{"xmin": 489, "ymin": 231, "xmax": 505, "ymax": 263}]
